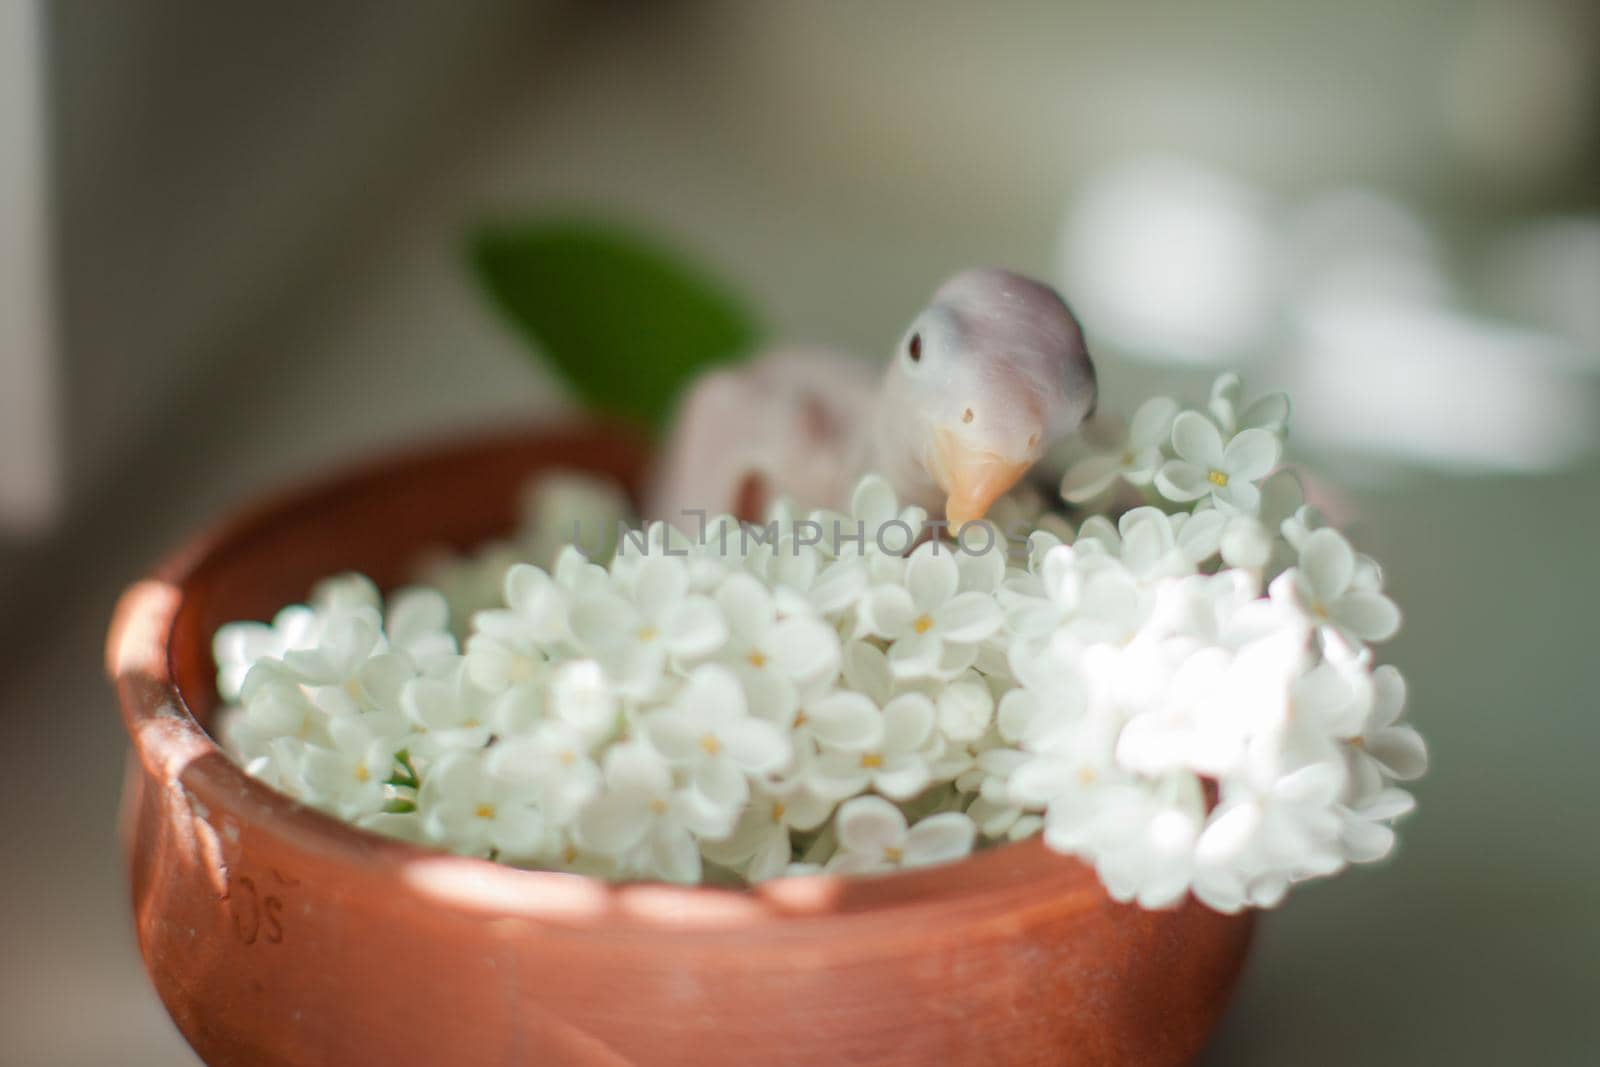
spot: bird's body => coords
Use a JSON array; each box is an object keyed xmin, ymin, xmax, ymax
[
  {"xmin": 646, "ymin": 347, "xmax": 877, "ymax": 526},
  {"xmin": 649, "ymin": 270, "xmax": 1097, "ymax": 528}
]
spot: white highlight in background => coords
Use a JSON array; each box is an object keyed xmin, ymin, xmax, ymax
[{"xmin": 1058, "ymin": 156, "xmax": 1276, "ymax": 366}]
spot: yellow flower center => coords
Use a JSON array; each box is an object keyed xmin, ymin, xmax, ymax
[
  {"xmin": 1078, "ymin": 767, "xmax": 1097, "ymax": 785},
  {"xmin": 474, "ymin": 803, "xmax": 496, "ymax": 820},
  {"xmin": 563, "ymin": 843, "xmax": 579, "ymax": 864},
  {"xmin": 700, "ymin": 734, "xmax": 723, "ymax": 756},
  {"xmin": 747, "ymin": 650, "xmax": 768, "ymax": 668},
  {"xmin": 913, "ymin": 615, "xmax": 935, "ymax": 635},
  {"xmin": 650, "ymin": 798, "xmax": 670, "ymax": 815},
  {"xmin": 860, "ymin": 753, "xmax": 885, "ymax": 769},
  {"xmin": 636, "ymin": 625, "xmax": 660, "ymax": 642},
  {"xmin": 1207, "ymin": 470, "xmax": 1229, "ymax": 487},
  {"xmin": 883, "ymin": 846, "xmax": 903, "ymax": 863},
  {"xmin": 793, "ymin": 710, "xmax": 809, "ymax": 728},
  {"xmin": 559, "ymin": 750, "xmax": 577, "ymax": 767},
  {"xmin": 771, "ymin": 802, "xmax": 787, "ymax": 824},
  {"xmin": 354, "ymin": 762, "xmax": 370, "ymax": 784}
]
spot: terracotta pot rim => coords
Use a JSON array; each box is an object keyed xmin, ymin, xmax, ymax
[{"xmin": 109, "ymin": 421, "xmax": 1110, "ymax": 931}]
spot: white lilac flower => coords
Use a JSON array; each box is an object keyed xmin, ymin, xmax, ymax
[
  {"xmin": 383, "ymin": 587, "xmax": 459, "ymax": 668},
  {"xmin": 311, "ymin": 573, "xmax": 383, "ymax": 617},
  {"xmin": 1271, "ymin": 528, "xmax": 1401, "ymax": 647},
  {"xmin": 485, "ymin": 718, "xmax": 604, "ymax": 826},
  {"xmin": 642, "ymin": 665, "xmax": 792, "ymax": 817},
  {"xmin": 1336, "ymin": 786, "xmax": 1416, "ymax": 864},
  {"xmin": 1215, "ymin": 468, "xmax": 1304, "ymax": 572},
  {"xmin": 293, "ymin": 715, "xmax": 407, "ymax": 822},
  {"xmin": 278, "ymin": 605, "xmax": 382, "ymax": 690},
  {"xmin": 827, "ymin": 796, "xmax": 977, "ymax": 875},
  {"xmin": 545, "ymin": 658, "xmax": 621, "ymax": 745},
  {"xmin": 809, "ymin": 691, "xmax": 940, "ymax": 802},
  {"xmin": 1072, "ymin": 775, "xmax": 1208, "ymax": 910},
  {"xmin": 713, "ymin": 573, "xmax": 842, "ymax": 722},
  {"xmin": 213, "ymin": 605, "xmax": 321, "ymax": 702},
  {"xmin": 826, "ymin": 475, "xmax": 929, "ymax": 561},
  {"xmin": 419, "ymin": 752, "xmax": 548, "ymax": 861},
  {"xmin": 1345, "ymin": 665, "xmax": 1428, "ymax": 793},
  {"xmin": 1084, "ymin": 506, "xmax": 1223, "ymax": 581},
  {"xmin": 1061, "ymin": 395, "xmax": 1180, "ymax": 503},
  {"xmin": 399, "ymin": 663, "xmax": 493, "ymax": 759},
  {"xmin": 743, "ymin": 519, "xmax": 868, "ymax": 617},
  {"xmin": 1155, "ymin": 411, "xmax": 1283, "ymax": 514},
  {"xmin": 863, "ymin": 541, "xmax": 1004, "ymax": 679},
  {"xmin": 464, "ymin": 563, "xmax": 572, "ymax": 695},
  {"xmin": 934, "ymin": 670, "xmax": 996, "ymax": 744},
  {"xmin": 1197, "ymin": 757, "xmax": 1348, "ymax": 910},
  {"xmin": 699, "ymin": 782, "xmax": 834, "ymax": 882},
  {"xmin": 1208, "ymin": 372, "xmax": 1289, "ymax": 435},
  {"xmin": 575, "ymin": 742, "xmax": 720, "ymax": 883},
  {"xmin": 569, "ymin": 554, "xmax": 728, "ymax": 699}
]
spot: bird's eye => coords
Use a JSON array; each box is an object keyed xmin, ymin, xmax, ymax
[{"xmin": 907, "ymin": 333, "xmax": 922, "ymax": 363}]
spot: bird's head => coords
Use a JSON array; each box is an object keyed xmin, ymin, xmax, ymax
[{"xmin": 884, "ymin": 268, "xmax": 1097, "ymax": 528}]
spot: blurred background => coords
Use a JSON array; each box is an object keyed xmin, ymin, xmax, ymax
[{"xmin": 3, "ymin": 1, "xmax": 1598, "ymax": 1063}]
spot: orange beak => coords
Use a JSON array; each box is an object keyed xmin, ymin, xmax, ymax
[{"xmin": 934, "ymin": 428, "xmax": 1032, "ymax": 530}]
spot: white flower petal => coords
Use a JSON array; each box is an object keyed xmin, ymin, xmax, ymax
[
  {"xmin": 694, "ymin": 759, "xmax": 750, "ymax": 811},
  {"xmin": 859, "ymin": 585, "xmax": 916, "ymax": 639},
  {"xmin": 1222, "ymin": 428, "xmax": 1281, "ymax": 483},
  {"xmin": 935, "ymin": 592, "xmax": 1004, "ymax": 643},
  {"xmin": 721, "ymin": 718, "xmax": 791, "ymax": 774},
  {"xmin": 649, "ymin": 823, "xmax": 703, "ymax": 884},
  {"xmin": 937, "ymin": 678, "xmax": 995, "ymax": 743},
  {"xmin": 805, "ymin": 692, "xmax": 883, "ymax": 749},
  {"xmin": 882, "ymin": 694, "xmax": 936, "ymax": 753},
  {"xmin": 767, "ymin": 617, "xmax": 841, "ymax": 684},
  {"xmin": 903, "ymin": 813, "xmax": 977, "ymax": 867},
  {"xmin": 1368, "ymin": 727, "xmax": 1428, "ymax": 780},
  {"xmin": 887, "ymin": 632, "xmax": 942, "ymax": 679},
  {"xmin": 1154, "ymin": 460, "xmax": 1210, "ymax": 503},
  {"xmin": 716, "ymin": 573, "xmax": 775, "ymax": 641},
  {"xmin": 1061, "ymin": 454, "xmax": 1123, "ymax": 503},
  {"xmin": 576, "ymin": 793, "xmax": 649, "ymax": 854},
  {"xmin": 661, "ymin": 595, "xmax": 729, "ymax": 658},
  {"xmin": 1216, "ymin": 479, "xmax": 1261, "ymax": 515},
  {"xmin": 905, "ymin": 546, "xmax": 959, "ymax": 613},
  {"xmin": 642, "ymin": 710, "xmax": 703, "ymax": 764},
  {"xmin": 873, "ymin": 762, "xmax": 932, "ymax": 801},
  {"xmin": 836, "ymin": 795, "xmax": 906, "ymax": 854},
  {"xmin": 1129, "ymin": 395, "xmax": 1180, "ymax": 447},
  {"xmin": 1300, "ymin": 528, "xmax": 1355, "ymax": 601},
  {"xmin": 1170, "ymin": 411, "xmax": 1225, "ymax": 468},
  {"xmin": 1334, "ymin": 592, "xmax": 1401, "ymax": 643}
]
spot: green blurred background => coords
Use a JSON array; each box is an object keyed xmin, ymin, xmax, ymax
[{"xmin": 1, "ymin": 2, "xmax": 1596, "ymax": 1063}]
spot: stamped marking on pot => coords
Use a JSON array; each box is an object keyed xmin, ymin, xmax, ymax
[{"xmin": 223, "ymin": 868, "xmax": 292, "ymax": 946}]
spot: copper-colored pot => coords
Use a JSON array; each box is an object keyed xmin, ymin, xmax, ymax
[{"xmin": 108, "ymin": 423, "xmax": 1253, "ymax": 1066}]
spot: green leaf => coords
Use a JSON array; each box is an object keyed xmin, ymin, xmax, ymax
[
  {"xmin": 470, "ymin": 219, "xmax": 761, "ymax": 432},
  {"xmin": 381, "ymin": 798, "xmax": 417, "ymax": 815}
]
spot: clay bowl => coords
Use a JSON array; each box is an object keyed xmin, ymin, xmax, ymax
[{"xmin": 108, "ymin": 422, "xmax": 1253, "ymax": 1066}]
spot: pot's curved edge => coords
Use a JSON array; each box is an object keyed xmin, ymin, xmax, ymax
[{"xmin": 107, "ymin": 419, "xmax": 1258, "ymax": 1066}]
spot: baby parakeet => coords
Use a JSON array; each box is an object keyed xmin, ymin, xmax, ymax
[{"xmin": 648, "ymin": 269, "xmax": 1096, "ymax": 529}]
